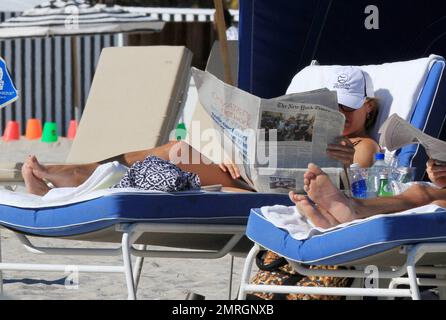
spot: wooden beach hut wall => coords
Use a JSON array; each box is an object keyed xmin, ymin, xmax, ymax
[
  {"xmin": 0, "ymin": 0, "xmax": 164, "ymax": 136},
  {"xmin": 0, "ymin": 5, "xmax": 239, "ymax": 136}
]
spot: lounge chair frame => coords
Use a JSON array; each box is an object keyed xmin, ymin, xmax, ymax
[
  {"xmin": 0, "ymin": 223, "xmax": 246, "ymax": 300},
  {"xmin": 238, "ymin": 244, "xmax": 446, "ymax": 300}
]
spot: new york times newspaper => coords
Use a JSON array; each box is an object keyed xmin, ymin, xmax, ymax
[{"xmin": 192, "ymin": 68, "xmax": 345, "ymax": 193}]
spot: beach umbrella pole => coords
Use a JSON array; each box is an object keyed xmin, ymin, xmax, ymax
[
  {"xmin": 213, "ymin": 0, "xmax": 234, "ymax": 86},
  {"xmin": 71, "ymin": 36, "xmax": 81, "ymax": 124}
]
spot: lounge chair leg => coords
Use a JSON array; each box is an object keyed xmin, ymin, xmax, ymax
[
  {"xmin": 133, "ymin": 245, "xmax": 146, "ymax": 292},
  {"xmin": 228, "ymin": 255, "xmax": 234, "ymax": 300},
  {"xmin": 436, "ymin": 273, "xmax": 446, "ymax": 300},
  {"xmin": 237, "ymin": 245, "xmax": 260, "ymax": 300},
  {"xmin": 407, "ymin": 251, "xmax": 421, "ymax": 300},
  {"xmin": 122, "ymin": 232, "xmax": 136, "ymax": 300}
]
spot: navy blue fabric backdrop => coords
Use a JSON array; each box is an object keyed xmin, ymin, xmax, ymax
[{"xmin": 239, "ymin": 0, "xmax": 446, "ymax": 98}]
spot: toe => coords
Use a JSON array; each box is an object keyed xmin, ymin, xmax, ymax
[
  {"xmin": 304, "ymin": 172, "xmax": 316, "ymax": 181},
  {"xmin": 296, "ymin": 199, "xmax": 332, "ymax": 229},
  {"xmin": 307, "ymin": 163, "xmax": 324, "ymax": 176},
  {"xmin": 288, "ymin": 191, "xmax": 296, "ymax": 203}
]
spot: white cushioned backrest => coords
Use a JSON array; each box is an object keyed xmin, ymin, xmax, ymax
[{"xmin": 286, "ymin": 55, "xmax": 440, "ymax": 141}]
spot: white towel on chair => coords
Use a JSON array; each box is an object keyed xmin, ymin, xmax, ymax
[
  {"xmin": 261, "ymin": 203, "xmax": 446, "ymax": 241},
  {"xmin": 41, "ymin": 161, "xmax": 128, "ymax": 202},
  {"xmin": 0, "ymin": 162, "xmax": 137, "ymax": 208},
  {"xmin": 261, "ymin": 205, "xmax": 325, "ymax": 240}
]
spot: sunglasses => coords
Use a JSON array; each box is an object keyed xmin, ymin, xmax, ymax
[{"xmin": 338, "ymin": 104, "xmax": 357, "ymax": 113}]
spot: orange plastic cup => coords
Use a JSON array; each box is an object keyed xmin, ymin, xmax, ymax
[
  {"xmin": 25, "ymin": 118, "xmax": 42, "ymax": 140},
  {"xmin": 67, "ymin": 120, "xmax": 77, "ymax": 140},
  {"xmin": 2, "ymin": 120, "xmax": 20, "ymax": 141}
]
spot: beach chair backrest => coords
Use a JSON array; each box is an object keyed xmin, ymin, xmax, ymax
[
  {"xmin": 67, "ymin": 46, "xmax": 192, "ymax": 164},
  {"xmin": 286, "ymin": 55, "xmax": 446, "ymax": 178}
]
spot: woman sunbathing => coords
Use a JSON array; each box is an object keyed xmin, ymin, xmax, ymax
[{"xmin": 22, "ymin": 66, "xmax": 380, "ymax": 196}]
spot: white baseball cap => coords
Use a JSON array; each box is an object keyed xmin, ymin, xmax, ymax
[{"xmin": 327, "ymin": 66, "xmax": 375, "ymax": 110}]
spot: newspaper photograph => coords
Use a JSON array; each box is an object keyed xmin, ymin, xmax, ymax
[
  {"xmin": 379, "ymin": 114, "xmax": 446, "ymax": 162},
  {"xmin": 191, "ymin": 67, "xmax": 345, "ymax": 193}
]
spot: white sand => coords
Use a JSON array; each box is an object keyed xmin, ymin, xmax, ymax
[
  {"xmin": 0, "ymin": 137, "xmax": 73, "ymax": 164},
  {"xmin": 0, "ymin": 229, "xmax": 248, "ymax": 300},
  {"xmin": 0, "ymin": 138, "xmax": 253, "ymax": 300}
]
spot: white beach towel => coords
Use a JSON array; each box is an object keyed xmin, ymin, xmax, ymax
[
  {"xmin": 0, "ymin": 161, "xmax": 141, "ymax": 208},
  {"xmin": 261, "ymin": 203, "xmax": 446, "ymax": 241},
  {"xmin": 41, "ymin": 161, "xmax": 128, "ymax": 202}
]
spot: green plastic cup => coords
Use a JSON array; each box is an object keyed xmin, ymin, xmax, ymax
[
  {"xmin": 176, "ymin": 123, "xmax": 187, "ymax": 141},
  {"xmin": 41, "ymin": 122, "xmax": 58, "ymax": 143}
]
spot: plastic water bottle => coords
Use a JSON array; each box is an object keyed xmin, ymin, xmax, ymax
[
  {"xmin": 369, "ymin": 152, "xmax": 392, "ymax": 197},
  {"xmin": 350, "ymin": 163, "xmax": 367, "ymax": 199}
]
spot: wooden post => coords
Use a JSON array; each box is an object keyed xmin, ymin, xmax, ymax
[
  {"xmin": 71, "ymin": 36, "xmax": 81, "ymax": 123},
  {"xmin": 213, "ymin": 0, "xmax": 234, "ymax": 86}
]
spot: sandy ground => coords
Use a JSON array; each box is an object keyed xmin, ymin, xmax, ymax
[
  {"xmin": 0, "ymin": 229, "xmax": 248, "ymax": 300},
  {"xmin": 0, "ymin": 138, "xmax": 253, "ymax": 300},
  {"xmin": 0, "ymin": 137, "xmax": 73, "ymax": 164}
]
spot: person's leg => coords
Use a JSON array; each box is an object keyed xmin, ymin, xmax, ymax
[
  {"xmin": 25, "ymin": 141, "xmax": 249, "ymax": 192},
  {"xmin": 167, "ymin": 141, "xmax": 252, "ymax": 189},
  {"xmin": 290, "ymin": 163, "xmax": 446, "ymax": 226},
  {"xmin": 25, "ymin": 141, "xmax": 179, "ymax": 188}
]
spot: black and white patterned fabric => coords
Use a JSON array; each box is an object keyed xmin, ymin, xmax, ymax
[{"xmin": 113, "ymin": 156, "xmax": 201, "ymax": 192}]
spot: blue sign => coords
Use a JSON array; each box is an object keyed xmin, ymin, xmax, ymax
[{"xmin": 0, "ymin": 57, "xmax": 18, "ymax": 109}]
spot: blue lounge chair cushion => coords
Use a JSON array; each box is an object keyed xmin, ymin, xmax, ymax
[
  {"xmin": 247, "ymin": 207, "xmax": 446, "ymax": 265},
  {"xmin": 0, "ymin": 191, "xmax": 291, "ymax": 237}
]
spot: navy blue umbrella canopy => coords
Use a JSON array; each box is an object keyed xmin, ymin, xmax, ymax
[{"xmin": 238, "ymin": 0, "xmax": 446, "ymax": 99}]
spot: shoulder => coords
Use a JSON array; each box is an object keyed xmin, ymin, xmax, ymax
[
  {"xmin": 352, "ymin": 137, "xmax": 381, "ymax": 167},
  {"xmin": 354, "ymin": 137, "xmax": 380, "ymax": 152}
]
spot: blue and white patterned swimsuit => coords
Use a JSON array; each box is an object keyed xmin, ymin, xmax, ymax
[{"xmin": 113, "ymin": 156, "xmax": 201, "ymax": 192}]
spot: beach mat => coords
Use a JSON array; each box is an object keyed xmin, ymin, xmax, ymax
[{"xmin": 67, "ymin": 46, "xmax": 192, "ymax": 164}]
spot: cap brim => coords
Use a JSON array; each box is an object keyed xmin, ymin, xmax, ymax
[{"xmin": 337, "ymin": 94, "xmax": 366, "ymax": 110}]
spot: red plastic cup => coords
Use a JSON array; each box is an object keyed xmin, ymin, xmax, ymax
[
  {"xmin": 3, "ymin": 120, "xmax": 20, "ymax": 141},
  {"xmin": 67, "ymin": 120, "xmax": 77, "ymax": 140}
]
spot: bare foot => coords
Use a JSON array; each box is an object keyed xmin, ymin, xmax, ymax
[
  {"xmin": 303, "ymin": 163, "xmax": 356, "ymax": 224},
  {"xmin": 289, "ymin": 192, "xmax": 341, "ymax": 228},
  {"xmin": 22, "ymin": 156, "xmax": 51, "ymax": 196},
  {"xmin": 24, "ymin": 155, "xmax": 97, "ymax": 188},
  {"xmin": 25, "ymin": 155, "xmax": 48, "ymax": 181}
]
